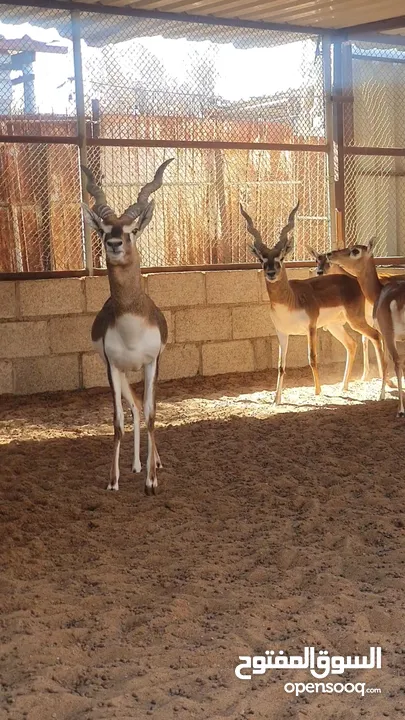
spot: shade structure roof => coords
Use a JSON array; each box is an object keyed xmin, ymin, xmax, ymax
[{"xmin": 1, "ymin": 0, "xmax": 405, "ymax": 47}]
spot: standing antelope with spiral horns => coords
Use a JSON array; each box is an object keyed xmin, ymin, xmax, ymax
[
  {"xmin": 81, "ymin": 158, "xmax": 173, "ymax": 495},
  {"xmin": 240, "ymin": 202, "xmax": 384, "ymax": 404}
]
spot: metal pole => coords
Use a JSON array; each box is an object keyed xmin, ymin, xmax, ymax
[
  {"xmin": 341, "ymin": 41, "xmax": 356, "ymax": 247},
  {"xmin": 23, "ymin": 61, "xmax": 35, "ymax": 114},
  {"xmin": 322, "ymin": 35, "xmax": 337, "ymax": 249},
  {"xmin": 71, "ymin": 9, "xmax": 93, "ymax": 275},
  {"xmin": 332, "ymin": 39, "xmax": 346, "ymax": 248}
]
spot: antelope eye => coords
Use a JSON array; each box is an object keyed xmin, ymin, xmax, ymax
[{"xmin": 351, "ymin": 248, "xmax": 360, "ymax": 257}]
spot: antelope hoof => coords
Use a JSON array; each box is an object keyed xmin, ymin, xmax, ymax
[
  {"xmin": 132, "ymin": 462, "xmax": 142, "ymax": 473},
  {"xmin": 107, "ymin": 482, "xmax": 119, "ymax": 492},
  {"xmin": 397, "ymin": 411, "xmax": 405, "ymax": 418},
  {"xmin": 144, "ymin": 482, "xmax": 158, "ymax": 496}
]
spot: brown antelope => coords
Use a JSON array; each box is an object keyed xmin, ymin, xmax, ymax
[
  {"xmin": 326, "ymin": 240, "xmax": 405, "ymax": 416},
  {"xmin": 308, "ymin": 246, "xmax": 404, "ymax": 386},
  {"xmin": 307, "ymin": 245, "xmax": 372, "ymax": 381},
  {"xmin": 308, "ymin": 246, "xmax": 405, "ymax": 285},
  {"xmin": 240, "ymin": 202, "xmax": 384, "ymax": 404},
  {"xmin": 81, "ymin": 158, "xmax": 173, "ymax": 494}
]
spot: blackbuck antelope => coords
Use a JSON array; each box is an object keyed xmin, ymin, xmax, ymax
[
  {"xmin": 81, "ymin": 158, "xmax": 173, "ymax": 494},
  {"xmin": 240, "ymin": 202, "xmax": 384, "ymax": 404},
  {"xmin": 327, "ymin": 241, "xmax": 405, "ymax": 416},
  {"xmin": 308, "ymin": 246, "xmax": 405, "ymax": 285},
  {"xmin": 308, "ymin": 246, "xmax": 405, "ymax": 385}
]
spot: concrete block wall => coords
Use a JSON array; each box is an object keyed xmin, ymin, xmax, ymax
[{"xmin": 0, "ymin": 267, "xmax": 381, "ymax": 396}]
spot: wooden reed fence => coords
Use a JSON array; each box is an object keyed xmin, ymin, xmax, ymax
[{"xmin": 0, "ymin": 114, "xmax": 328, "ymax": 272}]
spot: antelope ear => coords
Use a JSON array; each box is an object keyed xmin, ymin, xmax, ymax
[
  {"xmin": 367, "ymin": 237, "xmax": 376, "ymax": 254},
  {"xmin": 82, "ymin": 203, "xmax": 101, "ymax": 231},
  {"xmin": 306, "ymin": 245, "xmax": 319, "ymax": 260},
  {"xmin": 125, "ymin": 200, "xmax": 155, "ymax": 237},
  {"xmin": 279, "ymin": 237, "xmax": 294, "ymax": 260},
  {"xmin": 81, "ymin": 203, "xmax": 112, "ymax": 234},
  {"xmin": 250, "ymin": 244, "xmax": 264, "ymax": 262}
]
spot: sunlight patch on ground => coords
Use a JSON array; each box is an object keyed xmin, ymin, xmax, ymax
[
  {"xmin": 1, "ymin": 374, "xmax": 397, "ymax": 443},
  {"xmin": 226, "ymin": 377, "xmax": 390, "ymax": 413},
  {"xmin": 158, "ymin": 377, "xmax": 396, "ymax": 426}
]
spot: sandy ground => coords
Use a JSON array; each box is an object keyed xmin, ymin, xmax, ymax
[{"xmin": 1, "ymin": 364, "xmax": 405, "ymax": 720}]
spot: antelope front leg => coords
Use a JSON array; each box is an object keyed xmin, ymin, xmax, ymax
[
  {"xmin": 347, "ymin": 317, "xmax": 391, "ymax": 392},
  {"xmin": 379, "ymin": 340, "xmax": 389, "ymax": 402},
  {"xmin": 385, "ymin": 340, "xmax": 405, "ymax": 417},
  {"xmin": 308, "ymin": 326, "xmax": 321, "ymax": 395},
  {"xmin": 326, "ymin": 323, "xmax": 356, "ymax": 391},
  {"xmin": 155, "ymin": 447, "xmax": 163, "ymax": 469},
  {"xmin": 106, "ymin": 363, "xmax": 124, "ymax": 491},
  {"xmin": 389, "ymin": 349, "xmax": 404, "ymax": 416},
  {"xmin": 144, "ymin": 358, "xmax": 160, "ymax": 495},
  {"xmin": 274, "ymin": 332, "xmax": 289, "ymax": 405},
  {"xmin": 361, "ymin": 335, "xmax": 370, "ymax": 381},
  {"xmin": 363, "ymin": 327, "xmax": 391, "ymax": 395},
  {"xmin": 378, "ymin": 338, "xmax": 396, "ymax": 389},
  {"xmin": 120, "ymin": 374, "xmax": 142, "ymax": 473}
]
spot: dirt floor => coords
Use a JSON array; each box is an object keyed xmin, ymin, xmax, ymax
[{"xmin": 1, "ymin": 364, "xmax": 405, "ymax": 720}]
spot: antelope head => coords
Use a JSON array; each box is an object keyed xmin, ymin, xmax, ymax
[
  {"xmin": 326, "ymin": 238, "xmax": 375, "ymax": 277},
  {"xmin": 81, "ymin": 158, "xmax": 174, "ymax": 266},
  {"xmin": 240, "ymin": 201, "xmax": 300, "ymax": 283},
  {"xmin": 306, "ymin": 246, "xmax": 331, "ymax": 276}
]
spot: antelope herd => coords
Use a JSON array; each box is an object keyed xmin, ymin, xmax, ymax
[{"xmin": 81, "ymin": 159, "xmax": 405, "ymax": 494}]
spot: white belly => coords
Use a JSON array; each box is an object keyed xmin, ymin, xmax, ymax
[
  {"xmin": 94, "ymin": 314, "xmax": 162, "ymax": 371},
  {"xmin": 270, "ymin": 304, "xmax": 346, "ymax": 335},
  {"xmin": 390, "ymin": 300, "xmax": 405, "ymax": 341}
]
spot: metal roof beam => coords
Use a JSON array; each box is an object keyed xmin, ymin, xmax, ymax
[
  {"xmin": 0, "ymin": 0, "xmax": 336, "ymax": 36},
  {"xmin": 342, "ymin": 14, "xmax": 405, "ymax": 34}
]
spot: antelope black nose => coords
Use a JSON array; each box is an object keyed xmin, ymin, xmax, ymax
[
  {"xmin": 317, "ymin": 269, "xmax": 323, "ymax": 275},
  {"xmin": 106, "ymin": 239, "xmax": 123, "ymax": 253}
]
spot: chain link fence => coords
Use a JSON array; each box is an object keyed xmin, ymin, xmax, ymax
[
  {"xmin": 349, "ymin": 39, "xmax": 405, "ymax": 149},
  {"xmin": 0, "ymin": 142, "xmax": 82, "ymax": 272},
  {"xmin": 0, "ymin": 5, "xmax": 75, "ymax": 134},
  {"xmin": 0, "ymin": 4, "xmax": 331, "ymax": 273},
  {"xmin": 16, "ymin": 3, "xmax": 405, "ymax": 273},
  {"xmin": 80, "ymin": 14, "xmax": 325, "ymax": 144},
  {"xmin": 345, "ymin": 153, "xmax": 405, "ymax": 255},
  {"xmin": 86, "ymin": 145, "xmax": 328, "ymax": 268},
  {"xmin": 0, "ymin": 6, "xmax": 329, "ymax": 272},
  {"xmin": 343, "ymin": 37, "xmax": 405, "ymax": 256},
  {"xmin": 1, "ymin": 9, "xmax": 405, "ymax": 273}
]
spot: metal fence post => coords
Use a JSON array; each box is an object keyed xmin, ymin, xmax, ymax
[
  {"xmin": 322, "ymin": 35, "xmax": 337, "ymax": 249},
  {"xmin": 332, "ymin": 39, "xmax": 346, "ymax": 248},
  {"xmin": 71, "ymin": 9, "xmax": 93, "ymax": 275}
]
